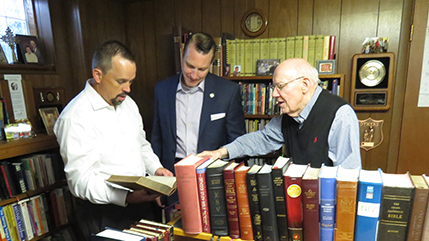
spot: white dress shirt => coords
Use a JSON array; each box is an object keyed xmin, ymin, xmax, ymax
[{"xmin": 54, "ymin": 80, "xmax": 163, "ymax": 206}]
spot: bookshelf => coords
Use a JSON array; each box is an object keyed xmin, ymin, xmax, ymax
[{"xmin": 0, "ymin": 134, "xmax": 74, "ymax": 240}]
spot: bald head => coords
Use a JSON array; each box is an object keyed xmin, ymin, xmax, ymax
[{"xmin": 274, "ymin": 58, "xmax": 320, "ymax": 87}]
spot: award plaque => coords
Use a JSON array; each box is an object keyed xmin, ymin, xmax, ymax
[{"xmin": 351, "ymin": 52, "xmax": 395, "ymax": 111}]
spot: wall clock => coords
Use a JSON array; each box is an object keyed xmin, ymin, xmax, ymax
[{"xmin": 241, "ymin": 9, "xmax": 268, "ymax": 37}]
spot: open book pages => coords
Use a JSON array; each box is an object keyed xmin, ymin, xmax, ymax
[{"xmin": 105, "ymin": 175, "xmax": 177, "ymax": 196}]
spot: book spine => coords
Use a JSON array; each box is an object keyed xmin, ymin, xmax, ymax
[
  {"xmin": 278, "ymin": 38, "xmax": 286, "ymax": 62},
  {"xmin": 244, "ymin": 39, "xmax": 253, "ymax": 76},
  {"xmin": 237, "ymin": 39, "xmax": 245, "ymax": 76},
  {"xmin": 196, "ymin": 171, "xmax": 211, "ymax": 233},
  {"xmin": 286, "ymin": 37, "xmax": 295, "ymax": 59},
  {"xmin": 223, "ymin": 168, "xmax": 240, "ymax": 239},
  {"xmin": 302, "ymin": 178, "xmax": 320, "ymax": 241},
  {"xmin": 302, "ymin": 36, "xmax": 309, "ymax": 61},
  {"xmin": 49, "ymin": 190, "xmax": 61, "ymax": 227},
  {"xmin": 308, "ymin": 35, "xmax": 316, "ymax": 67},
  {"xmin": 0, "ymin": 207, "xmax": 11, "ymax": 241},
  {"xmin": 12, "ymin": 163, "xmax": 27, "ymax": 194},
  {"xmin": 335, "ymin": 180, "xmax": 358, "ymax": 241},
  {"xmin": 354, "ymin": 181, "xmax": 382, "ymax": 241},
  {"xmin": 272, "ymin": 168, "xmax": 289, "ymax": 241},
  {"xmin": 331, "ymin": 79, "xmax": 338, "ymax": 95},
  {"xmin": 257, "ymin": 173, "xmax": 279, "ymax": 241},
  {"xmin": 407, "ymin": 187, "xmax": 429, "ymax": 241},
  {"xmin": 319, "ymin": 176, "xmax": 336, "ymax": 241},
  {"xmin": 235, "ymin": 169, "xmax": 253, "ymax": 240},
  {"xmin": 0, "ymin": 165, "xmax": 14, "ymax": 197},
  {"xmin": 269, "ymin": 38, "xmax": 278, "ymax": 59},
  {"xmin": 285, "ymin": 176, "xmax": 304, "ymax": 241},
  {"xmin": 294, "ymin": 36, "xmax": 303, "ymax": 58},
  {"xmin": 322, "ymin": 35, "xmax": 330, "ymax": 60},
  {"xmin": 174, "ymin": 160, "xmax": 205, "ymax": 234},
  {"xmin": 260, "ymin": 38, "xmax": 270, "ymax": 60},
  {"xmin": 247, "ymin": 172, "xmax": 263, "ymax": 241},
  {"xmin": 376, "ymin": 186, "xmax": 414, "ymax": 240},
  {"xmin": 329, "ymin": 36, "xmax": 336, "ymax": 60},
  {"xmin": 206, "ymin": 166, "xmax": 229, "ymax": 236},
  {"xmin": 13, "ymin": 203, "xmax": 27, "ymax": 241}
]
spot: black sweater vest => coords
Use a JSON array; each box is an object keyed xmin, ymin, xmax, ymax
[{"xmin": 281, "ymin": 90, "xmax": 347, "ymax": 167}]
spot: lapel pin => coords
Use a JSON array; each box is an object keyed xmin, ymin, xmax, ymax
[{"xmin": 210, "ymin": 93, "xmax": 215, "ymax": 98}]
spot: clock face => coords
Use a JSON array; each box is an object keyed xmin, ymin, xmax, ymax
[{"xmin": 245, "ymin": 13, "xmax": 263, "ymax": 33}]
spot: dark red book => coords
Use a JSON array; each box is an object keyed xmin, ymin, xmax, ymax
[
  {"xmin": 284, "ymin": 163, "xmax": 308, "ymax": 241},
  {"xmin": 49, "ymin": 190, "xmax": 61, "ymax": 227},
  {"xmin": 196, "ymin": 158, "xmax": 215, "ymax": 233},
  {"xmin": 302, "ymin": 166, "xmax": 321, "ymax": 241},
  {"xmin": 223, "ymin": 161, "xmax": 242, "ymax": 239},
  {"xmin": 329, "ymin": 35, "xmax": 336, "ymax": 60}
]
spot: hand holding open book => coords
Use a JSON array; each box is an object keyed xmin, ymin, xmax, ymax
[{"xmin": 106, "ymin": 175, "xmax": 177, "ymax": 196}]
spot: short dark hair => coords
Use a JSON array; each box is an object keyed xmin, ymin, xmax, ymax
[
  {"xmin": 92, "ymin": 40, "xmax": 135, "ymax": 74},
  {"xmin": 182, "ymin": 32, "xmax": 216, "ymax": 63}
]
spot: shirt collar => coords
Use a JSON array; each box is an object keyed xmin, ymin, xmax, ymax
[
  {"xmin": 177, "ymin": 72, "xmax": 205, "ymax": 93},
  {"xmin": 84, "ymin": 79, "xmax": 116, "ymax": 111},
  {"xmin": 293, "ymin": 85, "xmax": 322, "ymax": 124}
]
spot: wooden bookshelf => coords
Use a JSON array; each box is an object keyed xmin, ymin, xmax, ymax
[{"xmin": 0, "ymin": 134, "xmax": 58, "ymax": 160}]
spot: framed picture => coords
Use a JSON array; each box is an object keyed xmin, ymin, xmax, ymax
[
  {"xmin": 256, "ymin": 59, "xmax": 280, "ymax": 76},
  {"xmin": 39, "ymin": 107, "xmax": 59, "ymax": 135},
  {"xmin": 317, "ymin": 60, "xmax": 336, "ymax": 75},
  {"xmin": 0, "ymin": 45, "xmax": 7, "ymax": 64},
  {"xmin": 233, "ymin": 65, "xmax": 241, "ymax": 77},
  {"xmin": 15, "ymin": 34, "xmax": 44, "ymax": 64}
]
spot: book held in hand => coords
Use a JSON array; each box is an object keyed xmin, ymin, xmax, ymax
[{"xmin": 106, "ymin": 175, "xmax": 177, "ymax": 196}]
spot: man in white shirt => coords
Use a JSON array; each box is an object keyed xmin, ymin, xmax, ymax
[{"xmin": 54, "ymin": 40, "xmax": 172, "ymax": 240}]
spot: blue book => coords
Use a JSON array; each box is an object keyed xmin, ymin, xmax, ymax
[
  {"xmin": 319, "ymin": 164, "xmax": 338, "ymax": 241},
  {"xmin": 354, "ymin": 168, "xmax": 383, "ymax": 241},
  {"xmin": 331, "ymin": 79, "xmax": 338, "ymax": 95},
  {"xmin": 0, "ymin": 206, "xmax": 11, "ymax": 241},
  {"xmin": 12, "ymin": 203, "xmax": 26, "ymax": 241}
]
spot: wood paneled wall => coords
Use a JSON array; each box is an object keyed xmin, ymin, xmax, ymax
[{"xmin": 0, "ymin": 0, "xmax": 417, "ymax": 173}]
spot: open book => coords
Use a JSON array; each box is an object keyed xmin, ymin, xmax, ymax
[{"xmin": 106, "ymin": 175, "xmax": 177, "ymax": 196}]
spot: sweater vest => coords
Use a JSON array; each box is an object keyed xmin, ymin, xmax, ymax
[{"xmin": 281, "ymin": 90, "xmax": 347, "ymax": 167}]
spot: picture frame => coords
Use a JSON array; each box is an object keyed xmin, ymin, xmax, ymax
[
  {"xmin": 256, "ymin": 59, "xmax": 280, "ymax": 76},
  {"xmin": 0, "ymin": 45, "xmax": 8, "ymax": 64},
  {"xmin": 38, "ymin": 107, "xmax": 59, "ymax": 135},
  {"xmin": 15, "ymin": 34, "xmax": 44, "ymax": 64},
  {"xmin": 316, "ymin": 60, "xmax": 336, "ymax": 75}
]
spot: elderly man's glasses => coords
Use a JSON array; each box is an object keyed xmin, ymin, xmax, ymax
[{"xmin": 273, "ymin": 76, "xmax": 304, "ymax": 91}]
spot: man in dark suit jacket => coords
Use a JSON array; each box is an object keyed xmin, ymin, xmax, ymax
[{"xmin": 151, "ymin": 32, "xmax": 246, "ymax": 177}]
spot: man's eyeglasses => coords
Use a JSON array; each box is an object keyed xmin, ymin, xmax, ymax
[{"xmin": 272, "ymin": 76, "xmax": 305, "ymax": 91}]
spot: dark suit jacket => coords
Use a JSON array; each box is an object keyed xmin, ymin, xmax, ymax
[{"xmin": 151, "ymin": 73, "xmax": 246, "ymax": 173}]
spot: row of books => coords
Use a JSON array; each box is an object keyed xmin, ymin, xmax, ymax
[
  {"xmin": 226, "ymin": 35, "xmax": 336, "ymax": 77},
  {"xmin": 92, "ymin": 219, "xmax": 174, "ymax": 241},
  {"xmin": 0, "ymin": 153, "xmax": 65, "ymax": 200},
  {"xmin": 174, "ymin": 155, "xmax": 429, "ymax": 241},
  {"xmin": 245, "ymin": 118, "xmax": 270, "ymax": 134},
  {"xmin": 0, "ymin": 186, "xmax": 74, "ymax": 241},
  {"xmin": 319, "ymin": 79, "xmax": 341, "ymax": 96},
  {"xmin": 240, "ymin": 83, "xmax": 280, "ymax": 115}
]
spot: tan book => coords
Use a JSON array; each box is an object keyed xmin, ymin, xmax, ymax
[
  {"xmin": 244, "ymin": 39, "xmax": 253, "ymax": 76},
  {"xmin": 252, "ymin": 39, "xmax": 261, "ymax": 75},
  {"xmin": 314, "ymin": 35, "xmax": 324, "ymax": 63},
  {"xmin": 106, "ymin": 175, "xmax": 177, "ymax": 196},
  {"xmin": 278, "ymin": 38, "xmax": 286, "ymax": 62},
  {"xmin": 286, "ymin": 36, "xmax": 295, "ymax": 59},
  {"xmin": 302, "ymin": 35, "xmax": 309, "ymax": 61},
  {"xmin": 260, "ymin": 38, "xmax": 270, "ymax": 60},
  {"xmin": 269, "ymin": 38, "xmax": 279, "ymax": 59},
  {"xmin": 294, "ymin": 36, "xmax": 303, "ymax": 58},
  {"xmin": 323, "ymin": 35, "xmax": 330, "ymax": 60},
  {"xmin": 335, "ymin": 166, "xmax": 359, "ymax": 241},
  {"xmin": 308, "ymin": 35, "xmax": 316, "ymax": 67},
  {"xmin": 237, "ymin": 39, "xmax": 245, "ymax": 76}
]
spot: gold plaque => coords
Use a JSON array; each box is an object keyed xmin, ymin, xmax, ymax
[{"xmin": 359, "ymin": 60, "xmax": 386, "ymax": 87}]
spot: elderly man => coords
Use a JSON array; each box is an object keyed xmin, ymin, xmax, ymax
[{"xmin": 198, "ymin": 58, "xmax": 361, "ymax": 168}]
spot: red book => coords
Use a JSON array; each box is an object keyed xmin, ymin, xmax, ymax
[
  {"xmin": 174, "ymin": 154, "xmax": 210, "ymax": 234},
  {"xmin": 223, "ymin": 161, "xmax": 242, "ymax": 239},
  {"xmin": 302, "ymin": 167, "xmax": 321, "ymax": 241},
  {"xmin": 196, "ymin": 158, "xmax": 216, "ymax": 233},
  {"xmin": 329, "ymin": 35, "xmax": 336, "ymax": 60},
  {"xmin": 49, "ymin": 190, "xmax": 61, "ymax": 227},
  {"xmin": 284, "ymin": 163, "xmax": 308, "ymax": 241},
  {"xmin": 0, "ymin": 165, "xmax": 13, "ymax": 197},
  {"xmin": 235, "ymin": 165, "xmax": 253, "ymax": 240}
]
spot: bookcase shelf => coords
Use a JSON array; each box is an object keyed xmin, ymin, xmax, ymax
[
  {"xmin": 0, "ymin": 180, "xmax": 67, "ymax": 207},
  {"xmin": 0, "ymin": 134, "xmax": 58, "ymax": 160}
]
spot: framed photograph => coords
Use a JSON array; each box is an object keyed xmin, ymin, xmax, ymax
[
  {"xmin": 0, "ymin": 45, "xmax": 8, "ymax": 64},
  {"xmin": 15, "ymin": 34, "xmax": 44, "ymax": 64},
  {"xmin": 361, "ymin": 37, "xmax": 389, "ymax": 54},
  {"xmin": 256, "ymin": 59, "xmax": 280, "ymax": 76},
  {"xmin": 233, "ymin": 65, "xmax": 241, "ymax": 77},
  {"xmin": 39, "ymin": 107, "xmax": 59, "ymax": 135},
  {"xmin": 317, "ymin": 60, "xmax": 336, "ymax": 75}
]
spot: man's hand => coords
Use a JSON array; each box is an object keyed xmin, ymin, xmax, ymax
[
  {"xmin": 155, "ymin": 167, "xmax": 173, "ymax": 176},
  {"xmin": 197, "ymin": 147, "xmax": 229, "ymax": 160},
  {"xmin": 126, "ymin": 189, "xmax": 160, "ymax": 204}
]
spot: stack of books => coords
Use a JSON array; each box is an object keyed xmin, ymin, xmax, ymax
[{"xmin": 174, "ymin": 155, "xmax": 429, "ymax": 241}]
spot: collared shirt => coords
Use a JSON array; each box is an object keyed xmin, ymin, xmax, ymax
[
  {"xmin": 175, "ymin": 74, "xmax": 204, "ymax": 158},
  {"xmin": 54, "ymin": 80, "xmax": 162, "ymax": 206},
  {"xmin": 225, "ymin": 86, "xmax": 361, "ymax": 168}
]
